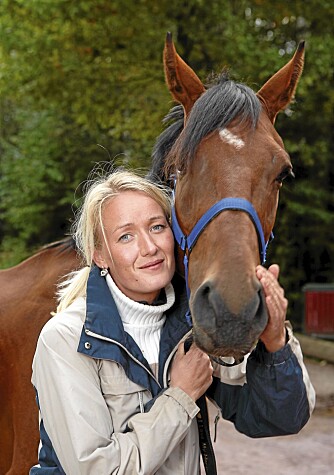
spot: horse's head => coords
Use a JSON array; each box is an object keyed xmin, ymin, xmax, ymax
[{"xmin": 163, "ymin": 33, "xmax": 305, "ymax": 359}]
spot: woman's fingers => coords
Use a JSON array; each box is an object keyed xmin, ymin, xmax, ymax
[{"xmin": 256, "ymin": 264, "xmax": 288, "ymax": 352}]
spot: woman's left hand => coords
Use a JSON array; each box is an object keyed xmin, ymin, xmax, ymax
[{"xmin": 256, "ymin": 264, "xmax": 288, "ymax": 353}]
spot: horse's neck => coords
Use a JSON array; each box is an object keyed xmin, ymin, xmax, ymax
[{"xmin": 0, "ymin": 246, "xmax": 79, "ymax": 289}]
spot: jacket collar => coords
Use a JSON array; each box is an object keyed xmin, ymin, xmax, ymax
[{"xmin": 80, "ymin": 266, "xmax": 191, "ymax": 389}]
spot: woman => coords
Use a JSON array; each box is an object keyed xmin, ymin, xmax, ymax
[{"xmin": 30, "ymin": 169, "xmax": 315, "ymax": 474}]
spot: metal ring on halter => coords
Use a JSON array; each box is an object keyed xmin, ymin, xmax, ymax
[{"xmin": 211, "ymin": 355, "xmax": 244, "ymax": 367}]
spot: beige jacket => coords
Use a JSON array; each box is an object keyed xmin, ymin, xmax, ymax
[{"xmin": 32, "ymin": 297, "xmax": 203, "ymax": 475}]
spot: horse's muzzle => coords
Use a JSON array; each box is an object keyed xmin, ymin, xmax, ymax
[{"xmin": 191, "ymin": 281, "xmax": 268, "ymax": 359}]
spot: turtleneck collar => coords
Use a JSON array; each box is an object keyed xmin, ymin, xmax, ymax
[{"xmin": 105, "ymin": 274, "xmax": 175, "ymax": 326}]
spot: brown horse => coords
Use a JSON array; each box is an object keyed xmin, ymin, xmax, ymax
[
  {"xmin": 159, "ymin": 33, "xmax": 304, "ymax": 359},
  {"xmin": 0, "ymin": 36, "xmax": 305, "ymax": 473},
  {"xmin": 0, "ymin": 239, "xmax": 80, "ymax": 475}
]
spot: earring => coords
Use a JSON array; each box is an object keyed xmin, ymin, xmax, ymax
[{"xmin": 100, "ymin": 268, "xmax": 108, "ymax": 277}]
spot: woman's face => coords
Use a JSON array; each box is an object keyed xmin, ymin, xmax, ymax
[{"xmin": 94, "ymin": 190, "xmax": 175, "ymax": 304}]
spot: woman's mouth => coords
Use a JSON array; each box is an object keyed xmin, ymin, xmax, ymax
[{"xmin": 139, "ymin": 259, "xmax": 164, "ymax": 270}]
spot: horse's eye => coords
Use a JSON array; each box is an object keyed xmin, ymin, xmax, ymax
[{"xmin": 276, "ymin": 167, "xmax": 295, "ymax": 184}]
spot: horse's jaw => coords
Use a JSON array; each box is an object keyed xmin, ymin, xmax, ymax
[{"xmin": 191, "ymin": 284, "xmax": 268, "ymax": 359}]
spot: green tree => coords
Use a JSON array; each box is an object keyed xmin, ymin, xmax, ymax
[
  {"xmin": 0, "ymin": 0, "xmax": 172, "ymax": 262},
  {"xmin": 1, "ymin": 0, "xmax": 333, "ymax": 327}
]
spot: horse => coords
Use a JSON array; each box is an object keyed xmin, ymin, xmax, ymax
[
  {"xmin": 0, "ymin": 239, "xmax": 80, "ymax": 475},
  {"xmin": 0, "ymin": 35, "xmax": 305, "ymax": 473},
  {"xmin": 152, "ymin": 32, "xmax": 305, "ymax": 360}
]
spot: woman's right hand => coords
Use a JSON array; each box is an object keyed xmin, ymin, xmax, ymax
[{"xmin": 170, "ymin": 342, "xmax": 213, "ymax": 401}]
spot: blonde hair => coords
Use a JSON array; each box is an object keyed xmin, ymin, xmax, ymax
[{"xmin": 57, "ymin": 168, "xmax": 172, "ymax": 312}]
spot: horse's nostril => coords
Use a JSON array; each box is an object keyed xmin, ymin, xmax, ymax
[
  {"xmin": 193, "ymin": 281, "xmax": 268, "ymax": 325},
  {"xmin": 203, "ymin": 285, "xmax": 209, "ymax": 294},
  {"xmin": 201, "ymin": 284, "xmax": 211, "ymax": 297},
  {"xmin": 197, "ymin": 283, "xmax": 216, "ymax": 312}
]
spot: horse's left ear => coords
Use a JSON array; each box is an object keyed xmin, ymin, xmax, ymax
[
  {"xmin": 257, "ymin": 41, "xmax": 305, "ymax": 124},
  {"xmin": 163, "ymin": 32, "xmax": 205, "ymax": 117}
]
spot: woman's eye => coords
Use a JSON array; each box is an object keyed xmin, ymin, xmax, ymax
[
  {"xmin": 119, "ymin": 234, "xmax": 131, "ymax": 242},
  {"xmin": 151, "ymin": 224, "xmax": 166, "ymax": 232}
]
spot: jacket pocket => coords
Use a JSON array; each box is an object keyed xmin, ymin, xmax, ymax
[
  {"xmin": 100, "ymin": 373, "xmax": 146, "ymax": 395},
  {"xmin": 99, "ymin": 366, "xmax": 150, "ymax": 432}
]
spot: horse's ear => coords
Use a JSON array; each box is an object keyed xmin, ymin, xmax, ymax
[
  {"xmin": 257, "ymin": 41, "xmax": 305, "ymax": 124},
  {"xmin": 163, "ymin": 32, "xmax": 205, "ymax": 117}
]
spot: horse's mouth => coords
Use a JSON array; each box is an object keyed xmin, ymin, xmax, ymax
[{"xmin": 193, "ymin": 326, "xmax": 256, "ymax": 360}]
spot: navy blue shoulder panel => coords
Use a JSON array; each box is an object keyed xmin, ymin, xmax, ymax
[
  {"xmin": 85, "ymin": 266, "xmax": 126, "ymax": 342},
  {"xmin": 29, "ymin": 394, "xmax": 65, "ymax": 475}
]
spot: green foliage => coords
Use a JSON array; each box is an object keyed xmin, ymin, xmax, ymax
[{"xmin": 0, "ymin": 0, "xmax": 333, "ymax": 328}]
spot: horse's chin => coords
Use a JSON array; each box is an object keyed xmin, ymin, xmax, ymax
[{"xmin": 192, "ymin": 327, "xmax": 256, "ymax": 361}]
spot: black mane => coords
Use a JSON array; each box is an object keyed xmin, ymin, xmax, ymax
[
  {"xmin": 150, "ymin": 72, "xmax": 261, "ymax": 181},
  {"xmin": 149, "ymin": 105, "xmax": 184, "ymax": 184}
]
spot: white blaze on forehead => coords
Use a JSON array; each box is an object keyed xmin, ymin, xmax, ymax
[{"xmin": 219, "ymin": 128, "xmax": 245, "ymax": 150}]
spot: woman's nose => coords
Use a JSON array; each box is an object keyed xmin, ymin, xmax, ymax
[{"xmin": 139, "ymin": 233, "xmax": 158, "ymax": 256}]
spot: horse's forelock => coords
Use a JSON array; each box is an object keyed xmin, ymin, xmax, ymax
[{"xmin": 162, "ymin": 76, "xmax": 261, "ymax": 177}]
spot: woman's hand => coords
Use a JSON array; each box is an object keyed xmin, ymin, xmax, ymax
[
  {"xmin": 170, "ymin": 342, "xmax": 213, "ymax": 401},
  {"xmin": 256, "ymin": 264, "xmax": 288, "ymax": 353}
]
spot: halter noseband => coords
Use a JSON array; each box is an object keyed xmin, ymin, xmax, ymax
[{"xmin": 171, "ymin": 189, "xmax": 273, "ymax": 301}]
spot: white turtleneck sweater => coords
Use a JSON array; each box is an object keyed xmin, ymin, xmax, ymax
[{"xmin": 106, "ymin": 275, "xmax": 175, "ymax": 377}]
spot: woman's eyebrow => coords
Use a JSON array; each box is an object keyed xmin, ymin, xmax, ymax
[
  {"xmin": 110, "ymin": 222, "xmax": 133, "ymax": 234},
  {"xmin": 148, "ymin": 215, "xmax": 166, "ymax": 222},
  {"xmin": 110, "ymin": 215, "xmax": 166, "ymax": 234}
]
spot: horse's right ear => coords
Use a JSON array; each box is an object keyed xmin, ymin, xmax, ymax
[{"xmin": 163, "ymin": 32, "xmax": 205, "ymax": 118}]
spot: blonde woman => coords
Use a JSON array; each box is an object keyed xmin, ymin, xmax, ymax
[{"xmin": 30, "ymin": 169, "xmax": 315, "ymax": 474}]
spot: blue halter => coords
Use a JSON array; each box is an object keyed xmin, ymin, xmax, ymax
[{"xmin": 171, "ymin": 191, "xmax": 273, "ymax": 307}]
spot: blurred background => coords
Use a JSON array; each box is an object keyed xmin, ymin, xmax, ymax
[{"xmin": 0, "ymin": 0, "xmax": 333, "ymax": 330}]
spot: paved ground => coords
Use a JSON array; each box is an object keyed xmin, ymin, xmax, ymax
[{"xmin": 205, "ymin": 358, "xmax": 334, "ymax": 474}]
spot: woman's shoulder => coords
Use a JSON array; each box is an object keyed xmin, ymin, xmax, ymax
[
  {"xmin": 38, "ymin": 296, "xmax": 86, "ymax": 350},
  {"xmin": 32, "ymin": 297, "xmax": 98, "ymax": 389}
]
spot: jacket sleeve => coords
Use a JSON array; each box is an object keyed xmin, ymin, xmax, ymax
[
  {"xmin": 32, "ymin": 317, "xmax": 199, "ymax": 475},
  {"xmin": 207, "ymin": 322, "xmax": 316, "ymax": 438}
]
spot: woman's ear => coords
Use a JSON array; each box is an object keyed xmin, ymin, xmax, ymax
[{"xmin": 93, "ymin": 249, "xmax": 106, "ymax": 269}]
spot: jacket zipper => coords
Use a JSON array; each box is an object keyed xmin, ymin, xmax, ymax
[
  {"xmin": 138, "ymin": 392, "xmax": 145, "ymax": 413},
  {"xmin": 84, "ymin": 328, "xmax": 161, "ymax": 389},
  {"xmin": 162, "ymin": 329, "xmax": 193, "ymax": 387}
]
